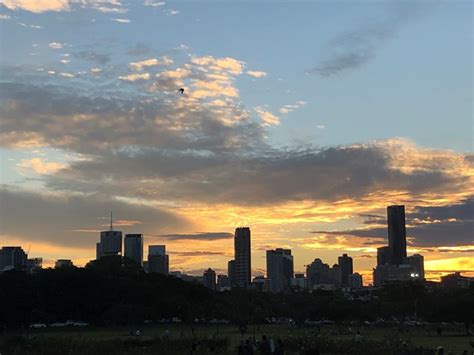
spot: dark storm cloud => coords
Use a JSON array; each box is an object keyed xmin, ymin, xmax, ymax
[
  {"xmin": 153, "ymin": 233, "xmax": 233, "ymax": 241},
  {"xmin": 0, "ymin": 187, "xmax": 189, "ymax": 248},
  {"xmin": 72, "ymin": 50, "xmax": 111, "ymax": 64},
  {"xmin": 308, "ymin": 2, "xmax": 433, "ymax": 76},
  {"xmin": 313, "ymin": 198, "xmax": 474, "ymax": 247}
]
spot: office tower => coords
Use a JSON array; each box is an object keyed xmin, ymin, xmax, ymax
[
  {"xmin": 148, "ymin": 245, "xmax": 169, "ymax": 275},
  {"xmin": 328, "ymin": 264, "xmax": 342, "ymax": 288},
  {"xmin": 234, "ymin": 227, "xmax": 251, "ymax": 288},
  {"xmin": 266, "ymin": 248, "xmax": 294, "ymax": 293},
  {"xmin": 306, "ymin": 258, "xmax": 330, "ymax": 286},
  {"xmin": 387, "ymin": 205, "xmax": 407, "ymax": 265},
  {"xmin": 96, "ymin": 213, "xmax": 122, "ymax": 259},
  {"xmin": 0, "ymin": 246, "xmax": 28, "ymax": 271},
  {"xmin": 338, "ymin": 253, "xmax": 353, "ymax": 286},
  {"xmin": 377, "ymin": 246, "xmax": 390, "ymax": 266},
  {"xmin": 55, "ymin": 259, "xmax": 74, "ymax": 268},
  {"xmin": 348, "ymin": 273, "xmax": 363, "ymax": 289},
  {"xmin": 203, "ymin": 268, "xmax": 216, "ymax": 290},
  {"xmin": 407, "ymin": 254, "xmax": 425, "ymax": 280},
  {"xmin": 228, "ymin": 260, "xmax": 236, "ymax": 287},
  {"xmin": 124, "ymin": 234, "xmax": 143, "ymax": 266}
]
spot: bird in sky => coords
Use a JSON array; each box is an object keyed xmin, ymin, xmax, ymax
[{"xmin": 178, "ymin": 88, "xmax": 184, "ymax": 94}]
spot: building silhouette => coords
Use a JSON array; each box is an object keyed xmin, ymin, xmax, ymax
[
  {"xmin": 348, "ymin": 273, "xmax": 363, "ymax": 289},
  {"xmin": 0, "ymin": 246, "xmax": 27, "ymax": 272},
  {"xmin": 266, "ymin": 248, "xmax": 294, "ymax": 293},
  {"xmin": 387, "ymin": 205, "xmax": 407, "ymax": 265},
  {"xmin": 203, "ymin": 268, "xmax": 216, "ymax": 290},
  {"xmin": 407, "ymin": 254, "xmax": 425, "ymax": 280},
  {"xmin": 234, "ymin": 227, "xmax": 251, "ymax": 288},
  {"xmin": 124, "ymin": 234, "xmax": 143, "ymax": 266},
  {"xmin": 373, "ymin": 205, "xmax": 424, "ymax": 286},
  {"xmin": 96, "ymin": 213, "xmax": 122, "ymax": 259},
  {"xmin": 148, "ymin": 245, "xmax": 169, "ymax": 275},
  {"xmin": 338, "ymin": 253, "xmax": 353, "ymax": 286},
  {"xmin": 228, "ymin": 259, "xmax": 236, "ymax": 287}
]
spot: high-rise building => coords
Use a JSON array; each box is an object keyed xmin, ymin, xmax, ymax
[
  {"xmin": 338, "ymin": 253, "xmax": 353, "ymax": 286},
  {"xmin": 0, "ymin": 246, "xmax": 28, "ymax": 271},
  {"xmin": 306, "ymin": 258, "xmax": 330, "ymax": 286},
  {"xmin": 407, "ymin": 254, "xmax": 424, "ymax": 280},
  {"xmin": 234, "ymin": 227, "xmax": 251, "ymax": 288},
  {"xmin": 377, "ymin": 246, "xmax": 391, "ymax": 266},
  {"xmin": 228, "ymin": 260, "xmax": 236, "ymax": 287},
  {"xmin": 387, "ymin": 205, "xmax": 407, "ymax": 265},
  {"xmin": 266, "ymin": 248, "xmax": 294, "ymax": 293},
  {"xmin": 124, "ymin": 234, "xmax": 143, "ymax": 266},
  {"xmin": 203, "ymin": 268, "xmax": 216, "ymax": 290},
  {"xmin": 96, "ymin": 213, "xmax": 122, "ymax": 259},
  {"xmin": 148, "ymin": 245, "xmax": 169, "ymax": 275}
]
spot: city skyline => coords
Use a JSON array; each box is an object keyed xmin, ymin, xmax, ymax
[{"xmin": 0, "ymin": 1, "xmax": 473, "ymax": 284}]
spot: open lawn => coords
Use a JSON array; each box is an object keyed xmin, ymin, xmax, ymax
[{"xmin": 1, "ymin": 323, "xmax": 473, "ymax": 354}]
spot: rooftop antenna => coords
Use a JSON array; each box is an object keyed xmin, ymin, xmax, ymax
[{"xmin": 110, "ymin": 211, "xmax": 113, "ymax": 231}]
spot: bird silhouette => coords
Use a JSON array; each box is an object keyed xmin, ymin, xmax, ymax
[{"xmin": 178, "ymin": 88, "xmax": 184, "ymax": 94}]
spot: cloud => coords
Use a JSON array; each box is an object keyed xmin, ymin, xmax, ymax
[
  {"xmin": 307, "ymin": 3, "xmax": 432, "ymax": 76},
  {"xmin": 169, "ymin": 251, "xmax": 227, "ymax": 256},
  {"xmin": 48, "ymin": 42, "xmax": 63, "ymax": 49},
  {"xmin": 0, "ymin": 187, "xmax": 189, "ymax": 248},
  {"xmin": 1, "ymin": 0, "xmax": 69, "ymax": 13},
  {"xmin": 17, "ymin": 157, "xmax": 66, "ymax": 175},
  {"xmin": 165, "ymin": 9, "xmax": 179, "ymax": 16},
  {"xmin": 0, "ymin": 0, "xmax": 126, "ymax": 13},
  {"xmin": 247, "ymin": 70, "xmax": 267, "ymax": 78},
  {"xmin": 129, "ymin": 57, "xmax": 172, "ymax": 70},
  {"xmin": 0, "ymin": 14, "xmax": 11, "ymax": 20},
  {"xmin": 154, "ymin": 232, "xmax": 233, "ymax": 241},
  {"xmin": 144, "ymin": 0, "xmax": 165, "ymax": 6},
  {"xmin": 255, "ymin": 106, "xmax": 280, "ymax": 126},
  {"xmin": 72, "ymin": 50, "xmax": 110, "ymax": 64},
  {"xmin": 312, "ymin": 198, "xmax": 474, "ymax": 247},
  {"xmin": 111, "ymin": 18, "xmax": 130, "ymax": 23},
  {"xmin": 279, "ymin": 101, "xmax": 306, "ymax": 115},
  {"xmin": 118, "ymin": 72, "xmax": 150, "ymax": 81}
]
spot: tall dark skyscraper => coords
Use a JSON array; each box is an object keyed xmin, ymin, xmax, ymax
[
  {"xmin": 266, "ymin": 248, "xmax": 294, "ymax": 293},
  {"xmin": 124, "ymin": 234, "xmax": 143, "ymax": 266},
  {"xmin": 96, "ymin": 213, "xmax": 122, "ymax": 259},
  {"xmin": 228, "ymin": 259, "xmax": 236, "ymax": 287},
  {"xmin": 234, "ymin": 227, "xmax": 251, "ymax": 288},
  {"xmin": 387, "ymin": 205, "xmax": 407, "ymax": 265},
  {"xmin": 338, "ymin": 253, "xmax": 353, "ymax": 286}
]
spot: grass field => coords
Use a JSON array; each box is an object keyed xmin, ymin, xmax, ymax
[{"xmin": 2, "ymin": 323, "xmax": 473, "ymax": 354}]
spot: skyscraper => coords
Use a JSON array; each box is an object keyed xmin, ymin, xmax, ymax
[
  {"xmin": 387, "ymin": 205, "xmax": 407, "ymax": 265},
  {"xmin": 377, "ymin": 246, "xmax": 390, "ymax": 266},
  {"xmin": 148, "ymin": 245, "xmax": 169, "ymax": 275},
  {"xmin": 338, "ymin": 253, "xmax": 353, "ymax": 286},
  {"xmin": 124, "ymin": 234, "xmax": 143, "ymax": 266},
  {"xmin": 203, "ymin": 268, "xmax": 216, "ymax": 290},
  {"xmin": 96, "ymin": 213, "xmax": 122, "ymax": 259},
  {"xmin": 266, "ymin": 248, "xmax": 294, "ymax": 293},
  {"xmin": 234, "ymin": 227, "xmax": 251, "ymax": 288},
  {"xmin": 228, "ymin": 259, "xmax": 236, "ymax": 287}
]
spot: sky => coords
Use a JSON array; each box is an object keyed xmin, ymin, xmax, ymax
[{"xmin": 0, "ymin": 0, "xmax": 472, "ymax": 284}]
